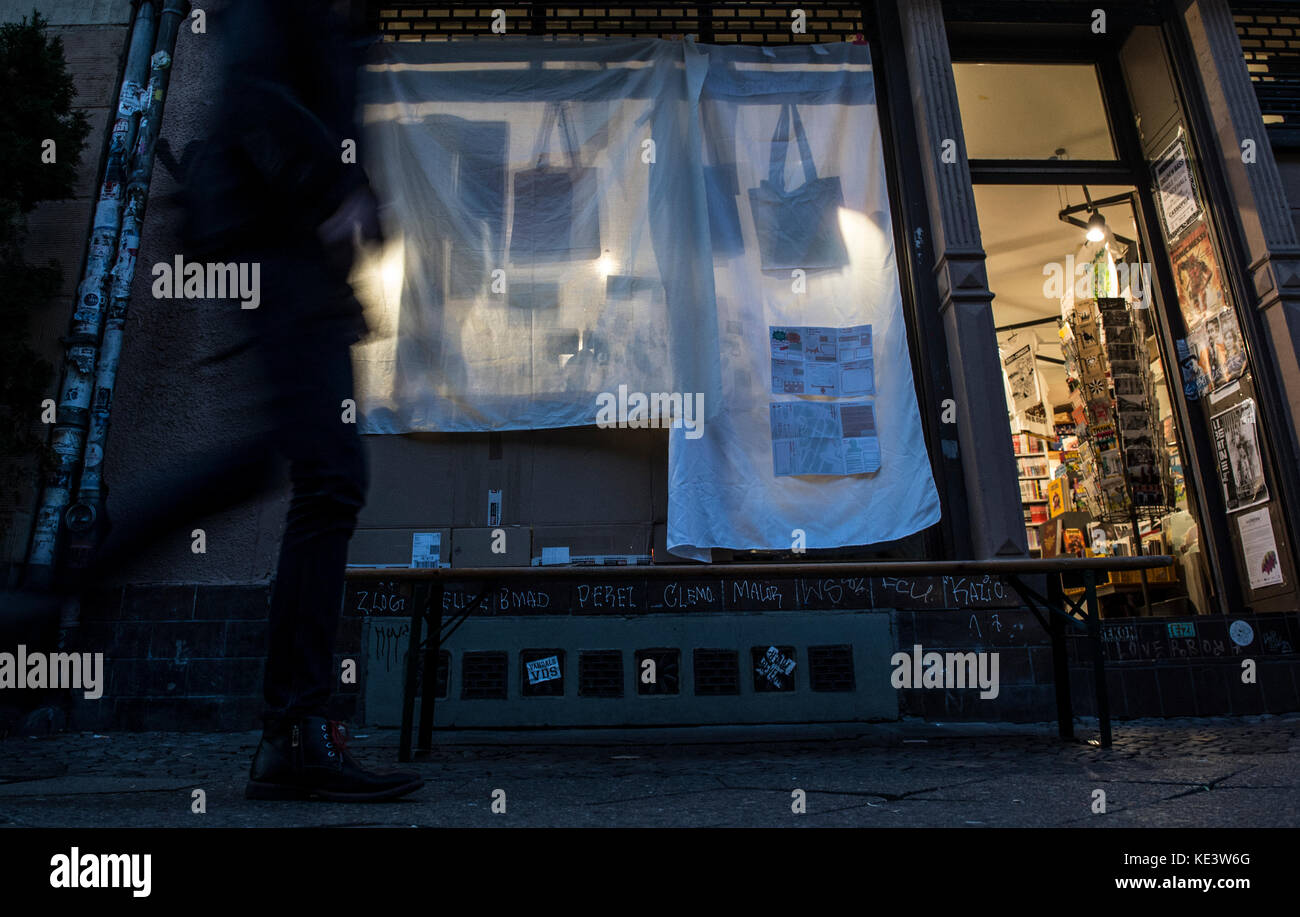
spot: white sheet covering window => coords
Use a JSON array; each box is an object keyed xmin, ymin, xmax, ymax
[
  {"xmin": 355, "ymin": 39, "xmax": 720, "ymax": 432},
  {"xmin": 352, "ymin": 38, "xmax": 941, "ymax": 560}
]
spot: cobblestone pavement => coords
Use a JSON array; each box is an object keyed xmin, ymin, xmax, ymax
[{"xmin": 1, "ymin": 715, "xmax": 1297, "ymax": 827}]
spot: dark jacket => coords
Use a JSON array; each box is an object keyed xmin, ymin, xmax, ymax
[{"xmin": 182, "ymin": 0, "xmax": 372, "ymax": 339}]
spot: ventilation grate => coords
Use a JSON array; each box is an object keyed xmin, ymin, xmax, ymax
[
  {"xmin": 578, "ymin": 650, "xmax": 624, "ymax": 697},
  {"xmin": 636, "ymin": 648, "xmax": 680, "ymax": 695},
  {"xmin": 808, "ymin": 644, "xmax": 855, "ymax": 692},
  {"xmin": 693, "ymin": 648, "xmax": 740, "ymax": 696},
  {"xmin": 417, "ymin": 649, "xmax": 451, "ymax": 699},
  {"xmin": 461, "ymin": 651, "xmax": 509, "ymax": 699}
]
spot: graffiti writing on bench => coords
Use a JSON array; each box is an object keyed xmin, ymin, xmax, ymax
[
  {"xmin": 943, "ymin": 575, "xmax": 1010, "ymax": 608},
  {"xmin": 797, "ymin": 577, "xmax": 871, "ymax": 608},
  {"xmin": 575, "ymin": 583, "xmax": 639, "ymax": 610},
  {"xmin": 443, "ymin": 586, "xmax": 554, "ymax": 614},
  {"xmin": 653, "ymin": 581, "xmax": 718, "ymax": 609},
  {"xmin": 728, "ymin": 579, "xmax": 791, "ymax": 609},
  {"xmin": 874, "ymin": 576, "xmax": 938, "ymax": 607},
  {"xmin": 348, "ymin": 581, "xmax": 409, "ymax": 616}
]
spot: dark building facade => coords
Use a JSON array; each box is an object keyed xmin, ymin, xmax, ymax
[{"xmin": 5, "ymin": 1, "xmax": 1300, "ymax": 732}]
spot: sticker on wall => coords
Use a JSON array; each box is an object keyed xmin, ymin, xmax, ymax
[
  {"xmin": 487, "ymin": 489, "xmax": 503, "ymax": 527},
  {"xmin": 410, "ymin": 532, "xmax": 441, "ymax": 568},
  {"xmin": 1237, "ymin": 507, "xmax": 1284, "ymax": 591},
  {"xmin": 526, "ymin": 655, "xmax": 562, "ymax": 685},
  {"xmin": 755, "ymin": 646, "xmax": 796, "ymax": 689},
  {"xmin": 1228, "ymin": 619, "xmax": 1255, "ymax": 647}
]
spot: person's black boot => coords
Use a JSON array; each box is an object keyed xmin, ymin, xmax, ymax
[{"xmin": 245, "ymin": 715, "xmax": 424, "ymax": 801}]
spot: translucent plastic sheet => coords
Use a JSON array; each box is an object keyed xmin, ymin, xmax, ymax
[
  {"xmin": 351, "ymin": 38, "xmax": 940, "ymax": 557},
  {"xmin": 353, "ymin": 38, "xmax": 720, "ymax": 432}
]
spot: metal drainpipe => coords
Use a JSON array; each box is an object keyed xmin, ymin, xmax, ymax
[
  {"xmin": 62, "ymin": 0, "xmax": 190, "ymax": 588},
  {"xmin": 24, "ymin": 1, "xmax": 160, "ymax": 589}
]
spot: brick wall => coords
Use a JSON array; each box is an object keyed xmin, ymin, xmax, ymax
[
  {"xmin": 375, "ymin": 3, "xmax": 866, "ymax": 43},
  {"xmin": 65, "ymin": 585, "xmax": 362, "ymax": 732}
]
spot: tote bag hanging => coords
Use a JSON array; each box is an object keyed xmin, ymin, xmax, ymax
[
  {"xmin": 747, "ymin": 103, "xmax": 848, "ymax": 271},
  {"xmin": 510, "ymin": 102, "xmax": 601, "ymax": 263}
]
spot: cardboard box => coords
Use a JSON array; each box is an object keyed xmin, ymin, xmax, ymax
[
  {"xmin": 531, "ymin": 524, "xmax": 652, "ymax": 564},
  {"xmin": 348, "ymin": 527, "xmax": 451, "ymax": 568},
  {"xmin": 451, "ymin": 526, "xmax": 532, "ymax": 567}
]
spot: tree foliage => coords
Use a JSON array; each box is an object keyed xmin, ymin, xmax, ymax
[{"xmin": 0, "ymin": 10, "xmax": 91, "ymax": 495}]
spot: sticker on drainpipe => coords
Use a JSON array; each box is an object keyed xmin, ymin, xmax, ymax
[
  {"xmin": 411, "ymin": 532, "xmax": 440, "ymax": 568},
  {"xmin": 487, "ymin": 489, "xmax": 502, "ymax": 527}
]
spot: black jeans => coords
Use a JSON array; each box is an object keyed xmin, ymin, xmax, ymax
[
  {"xmin": 258, "ymin": 334, "xmax": 366, "ymax": 719},
  {"xmin": 250, "ymin": 246, "xmax": 369, "ymax": 721}
]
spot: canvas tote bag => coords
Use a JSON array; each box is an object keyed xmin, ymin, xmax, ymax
[
  {"xmin": 747, "ymin": 103, "xmax": 848, "ymax": 271},
  {"xmin": 510, "ymin": 101, "xmax": 601, "ymax": 263}
]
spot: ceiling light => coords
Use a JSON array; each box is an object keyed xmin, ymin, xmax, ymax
[{"xmin": 1086, "ymin": 210, "xmax": 1107, "ymax": 243}]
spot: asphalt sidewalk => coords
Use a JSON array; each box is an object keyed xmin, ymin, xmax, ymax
[{"xmin": 1, "ymin": 714, "xmax": 1298, "ymax": 827}]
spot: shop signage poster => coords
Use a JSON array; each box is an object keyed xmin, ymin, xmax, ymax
[
  {"xmin": 1211, "ymin": 399, "xmax": 1269, "ymax": 512},
  {"xmin": 1204, "ymin": 310, "xmax": 1248, "ymax": 389},
  {"xmin": 1170, "ymin": 224, "xmax": 1227, "ymax": 332},
  {"xmin": 1003, "ymin": 342, "xmax": 1040, "ymax": 416},
  {"xmin": 1237, "ymin": 507, "xmax": 1284, "ymax": 590},
  {"xmin": 1154, "ymin": 133, "xmax": 1203, "ymax": 242}
]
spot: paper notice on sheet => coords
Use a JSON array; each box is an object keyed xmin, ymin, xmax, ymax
[
  {"xmin": 770, "ymin": 325, "xmax": 874, "ymax": 397},
  {"xmin": 1237, "ymin": 507, "xmax": 1284, "ymax": 590},
  {"xmin": 770, "ymin": 401, "xmax": 880, "ymax": 476},
  {"xmin": 411, "ymin": 532, "xmax": 441, "ymax": 568}
]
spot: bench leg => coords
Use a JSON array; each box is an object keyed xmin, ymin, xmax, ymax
[
  {"xmin": 417, "ymin": 580, "xmax": 444, "ymax": 753},
  {"xmin": 398, "ymin": 581, "xmax": 427, "ymax": 763},
  {"xmin": 1048, "ymin": 586, "xmax": 1074, "ymax": 740},
  {"xmin": 1084, "ymin": 570, "xmax": 1112, "ymax": 748}
]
